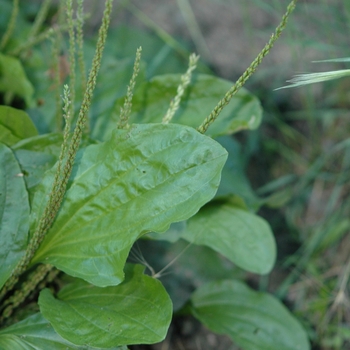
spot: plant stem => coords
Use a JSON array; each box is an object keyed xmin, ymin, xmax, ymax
[
  {"xmin": 77, "ymin": 0, "xmax": 87, "ymax": 102},
  {"xmin": 0, "ymin": 0, "xmax": 114, "ymax": 301},
  {"xmin": 197, "ymin": 0, "xmax": 298, "ymax": 134},
  {"xmin": 118, "ymin": 47, "xmax": 142, "ymax": 129},
  {"xmin": 0, "ymin": 265, "xmax": 54, "ymax": 324},
  {"xmin": 0, "ymin": 0, "xmax": 19, "ymax": 50},
  {"xmin": 67, "ymin": 0, "xmax": 76, "ymax": 120},
  {"xmin": 28, "ymin": 0, "xmax": 52, "ymax": 39},
  {"xmin": 51, "ymin": 31, "xmax": 63, "ymax": 132},
  {"xmin": 163, "ymin": 53, "xmax": 199, "ymax": 124}
]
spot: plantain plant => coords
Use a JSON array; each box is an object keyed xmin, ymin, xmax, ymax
[{"xmin": 0, "ymin": 0, "xmax": 310, "ymax": 349}]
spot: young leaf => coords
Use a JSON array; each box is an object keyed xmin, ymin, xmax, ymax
[
  {"xmin": 0, "ymin": 106, "xmax": 38, "ymax": 146},
  {"xmin": 0, "ymin": 143, "xmax": 29, "ymax": 289},
  {"xmin": 39, "ymin": 264, "xmax": 172, "ymax": 348},
  {"xmin": 31, "ymin": 123, "xmax": 227, "ymax": 286},
  {"xmin": 180, "ymin": 201, "xmax": 276, "ymax": 274},
  {"xmin": 191, "ymin": 279, "xmax": 310, "ymax": 350},
  {"xmin": 93, "ymin": 74, "xmax": 262, "ymax": 140},
  {"xmin": 0, "ymin": 54, "xmax": 35, "ymax": 108},
  {"xmin": 0, "ymin": 313, "xmax": 125, "ymax": 350}
]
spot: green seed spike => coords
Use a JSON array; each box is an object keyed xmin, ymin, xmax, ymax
[
  {"xmin": 163, "ymin": 53, "xmax": 199, "ymax": 124},
  {"xmin": 67, "ymin": 0, "xmax": 76, "ymax": 120},
  {"xmin": 0, "ymin": 264, "xmax": 53, "ymax": 323},
  {"xmin": 118, "ymin": 46, "xmax": 142, "ymax": 130},
  {"xmin": 197, "ymin": 0, "xmax": 298, "ymax": 134},
  {"xmin": 0, "ymin": 0, "xmax": 115, "ymax": 302}
]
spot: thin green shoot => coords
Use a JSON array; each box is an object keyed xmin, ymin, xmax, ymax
[
  {"xmin": 118, "ymin": 47, "xmax": 142, "ymax": 129},
  {"xmin": 0, "ymin": 0, "xmax": 19, "ymax": 50},
  {"xmin": 276, "ymin": 69, "xmax": 350, "ymax": 90},
  {"xmin": 176, "ymin": 0, "xmax": 211, "ymax": 61},
  {"xmin": 163, "ymin": 53, "xmax": 199, "ymax": 124}
]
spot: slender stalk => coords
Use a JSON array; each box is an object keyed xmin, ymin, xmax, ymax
[
  {"xmin": 0, "ymin": 0, "xmax": 19, "ymax": 50},
  {"xmin": 0, "ymin": 265, "xmax": 53, "ymax": 323},
  {"xmin": 28, "ymin": 0, "xmax": 52, "ymax": 39},
  {"xmin": 77, "ymin": 0, "xmax": 87, "ymax": 95},
  {"xmin": 197, "ymin": 0, "xmax": 298, "ymax": 134},
  {"xmin": 10, "ymin": 27, "xmax": 54, "ymax": 56},
  {"xmin": 67, "ymin": 0, "xmax": 76, "ymax": 119},
  {"xmin": 118, "ymin": 47, "xmax": 142, "ymax": 129},
  {"xmin": 162, "ymin": 53, "xmax": 199, "ymax": 124},
  {"xmin": 176, "ymin": 0, "xmax": 211, "ymax": 61},
  {"xmin": 127, "ymin": 2, "xmax": 190, "ymax": 61},
  {"xmin": 0, "ymin": 0, "xmax": 114, "ymax": 301},
  {"xmin": 55, "ymin": 84, "xmax": 72, "ymax": 188},
  {"xmin": 9, "ymin": 16, "xmax": 89, "ymax": 57},
  {"xmin": 51, "ymin": 31, "xmax": 63, "ymax": 132}
]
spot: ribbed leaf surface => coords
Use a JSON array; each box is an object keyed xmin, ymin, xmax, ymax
[
  {"xmin": 39, "ymin": 264, "xmax": 172, "ymax": 347},
  {"xmin": 31, "ymin": 124, "xmax": 227, "ymax": 286}
]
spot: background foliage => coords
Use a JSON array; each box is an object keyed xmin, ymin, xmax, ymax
[{"xmin": 0, "ymin": 0, "xmax": 349, "ymax": 349}]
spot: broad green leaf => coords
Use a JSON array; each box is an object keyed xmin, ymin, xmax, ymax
[
  {"xmin": 93, "ymin": 74, "xmax": 262, "ymax": 141},
  {"xmin": 0, "ymin": 54, "xmax": 35, "ymax": 108},
  {"xmin": 0, "ymin": 106, "xmax": 38, "ymax": 146},
  {"xmin": 191, "ymin": 279, "xmax": 310, "ymax": 350},
  {"xmin": 181, "ymin": 201, "xmax": 276, "ymax": 274},
  {"xmin": 0, "ymin": 313, "xmax": 125, "ymax": 350},
  {"xmin": 31, "ymin": 123, "xmax": 227, "ymax": 286},
  {"xmin": 39, "ymin": 264, "xmax": 172, "ymax": 348},
  {"xmin": 0, "ymin": 143, "xmax": 29, "ymax": 289},
  {"xmin": 148, "ymin": 135, "xmax": 261, "ymax": 243}
]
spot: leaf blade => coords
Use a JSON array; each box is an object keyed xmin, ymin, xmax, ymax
[
  {"xmin": 191, "ymin": 279, "xmax": 310, "ymax": 350},
  {"xmin": 31, "ymin": 123, "xmax": 227, "ymax": 286},
  {"xmin": 39, "ymin": 264, "xmax": 172, "ymax": 348},
  {"xmin": 0, "ymin": 313, "xmax": 125, "ymax": 350},
  {"xmin": 181, "ymin": 201, "xmax": 276, "ymax": 274}
]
